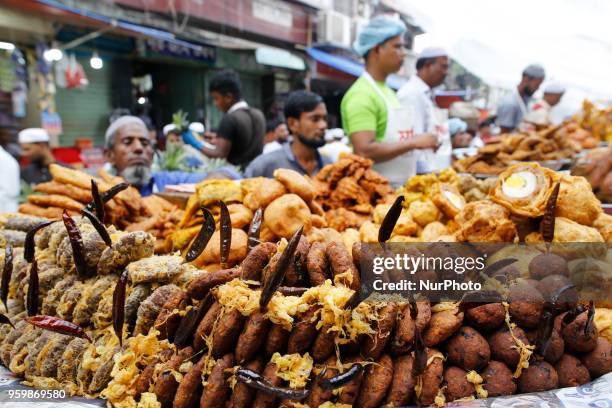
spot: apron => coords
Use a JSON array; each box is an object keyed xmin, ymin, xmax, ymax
[
  {"xmin": 417, "ymin": 96, "xmax": 452, "ymax": 174},
  {"xmin": 362, "ymin": 72, "xmax": 416, "ymax": 187}
]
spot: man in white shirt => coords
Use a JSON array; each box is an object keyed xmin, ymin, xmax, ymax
[
  {"xmin": 397, "ymin": 47, "xmax": 451, "ymax": 173},
  {"xmin": 0, "ymin": 144, "xmax": 20, "ymax": 213},
  {"xmin": 522, "ymin": 82, "xmax": 565, "ymax": 128}
]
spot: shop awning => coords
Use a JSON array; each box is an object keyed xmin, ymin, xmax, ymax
[
  {"xmin": 256, "ymin": 47, "xmax": 306, "ymax": 70},
  {"xmin": 34, "ymin": 0, "xmax": 203, "ymax": 50},
  {"xmin": 306, "ymin": 47, "xmax": 408, "ymax": 90}
]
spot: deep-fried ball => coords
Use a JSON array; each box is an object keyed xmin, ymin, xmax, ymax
[
  {"xmin": 580, "ymin": 338, "xmax": 611, "ymax": 378},
  {"xmin": 466, "ymin": 303, "xmax": 505, "ymax": 332},
  {"xmin": 443, "ymin": 366, "xmax": 474, "ymax": 402},
  {"xmin": 517, "ymin": 360, "xmax": 559, "ymax": 393},
  {"xmin": 481, "ymin": 360, "xmax": 516, "ymax": 397},
  {"xmin": 536, "ymin": 274, "xmax": 578, "ymax": 310},
  {"xmin": 555, "ymin": 354, "xmax": 590, "ymax": 387},
  {"xmin": 526, "ymin": 328, "xmax": 564, "ymax": 364},
  {"xmin": 507, "ymin": 281, "xmax": 544, "ymax": 328},
  {"xmin": 529, "ymin": 252, "xmax": 568, "ymax": 279},
  {"xmin": 488, "ymin": 327, "xmax": 530, "ymax": 369},
  {"xmin": 562, "ymin": 311, "xmax": 598, "ymax": 353},
  {"xmin": 446, "ymin": 326, "xmax": 490, "ymax": 371}
]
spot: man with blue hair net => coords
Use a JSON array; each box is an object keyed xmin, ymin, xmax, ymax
[{"xmin": 341, "ymin": 15, "xmax": 438, "ymax": 187}]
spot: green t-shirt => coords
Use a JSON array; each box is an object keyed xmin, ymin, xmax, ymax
[{"xmin": 341, "ymin": 75, "xmax": 401, "ymax": 142}]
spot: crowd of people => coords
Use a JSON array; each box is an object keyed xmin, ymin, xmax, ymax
[{"xmin": 0, "ymin": 14, "xmax": 603, "ymax": 212}]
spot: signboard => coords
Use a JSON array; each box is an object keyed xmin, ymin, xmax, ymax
[{"xmin": 145, "ymin": 38, "xmax": 216, "ymax": 64}]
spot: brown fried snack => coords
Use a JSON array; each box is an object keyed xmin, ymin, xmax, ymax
[
  {"xmin": 518, "ymin": 360, "xmax": 559, "ymax": 393},
  {"xmin": 194, "ymin": 301, "xmax": 223, "ymax": 352},
  {"xmin": 154, "ymin": 291, "xmax": 191, "ymax": 341},
  {"xmin": 446, "ymin": 326, "xmax": 491, "ymax": 371},
  {"xmin": 326, "ymin": 241, "xmax": 360, "ymax": 291},
  {"xmin": 306, "ymin": 242, "xmax": 329, "ymax": 286},
  {"xmin": 154, "ymin": 346, "xmax": 194, "ymax": 408},
  {"xmin": 356, "ymin": 354, "xmax": 394, "ymax": 408},
  {"xmin": 235, "ymin": 311, "xmax": 270, "ymax": 364},
  {"xmin": 57, "ymin": 338, "xmax": 89, "ymax": 383},
  {"xmin": 481, "ymin": 360, "xmax": 516, "ymax": 397},
  {"xmin": 389, "ymin": 303, "xmax": 415, "ymax": 355},
  {"xmin": 195, "ymin": 229, "xmax": 248, "ymax": 267},
  {"xmin": 386, "ymin": 354, "xmax": 415, "ymax": 406},
  {"xmin": 284, "ymin": 236, "xmax": 310, "ymax": 287},
  {"xmin": 124, "ymin": 284, "xmax": 152, "ymax": 331},
  {"xmin": 264, "ymin": 194, "xmax": 312, "ymax": 240},
  {"xmin": 311, "ymin": 324, "xmax": 336, "ymax": 363},
  {"xmin": 241, "ymin": 242, "xmax": 277, "ymax": 281},
  {"xmin": 274, "ymin": 168, "xmax": 316, "ymax": 202},
  {"xmin": 18, "ymin": 203, "xmax": 68, "ymax": 219},
  {"xmin": 228, "ymin": 358, "xmax": 264, "ymax": 408},
  {"xmin": 555, "ymin": 354, "xmax": 591, "ymax": 387},
  {"xmin": 265, "ymin": 324, "xmax": 290, "ymax": 357},
  {"xmin": 252, "ymin": 361, "xmax": 282, "ymax": 408},
  {"xmin": 488, "ymin": 327, "xmax": 531, "ymax": 369},
  {"xmin": 444, "ymin": 366, "xmax": 475, "ymax": 402},
  {"xmin": 134, "ymin": 284, "xmax": 181, "ymax": 336},
  {"xmin": 336, "ymin": 356, "xmax": 365, "ymax": 405},
  {"xmin": 134, "ymin": 349, "xmax": 174, "ymax": 397},
  {"xmin": 507, "ymin": 282, "xmax": 545, "ymax": 329},
  {"xmin": 287, "ymin": 306, "xmax": 318, "ymax": 354},
  {"xmin": 416, "ymin": 349, "xmax": 444, "ymax": 406},
  {"xmin": 244, "ymin": 178, "xmax": 287, "ymax": 211},
  {"xmin": 27, "ymin": 194, "xmax": 84, "ymax": 212},
  {"xmin": 423, "ymin": 308, "xmax": 464, "ymax": 347},
  {"xmin": 34, "ymin": 181, "xmax": 92, "ymax": 203},
  {"xmin": 97, "ymin": 231, "xmax": 155, "ymax": 275},
  {"xmin": 187, "ymin": 268, "xmax": 241, "ymax": 300},
  {"xmin": 361, "ymin": 302, "xmax": 397, "ymax": 360},
  {"xmin": 90, "ymin": 348, "xmax": 119, "ymax": 393},
  {"xmin": 38, "ymin": 334, "xmax": 72, "ymax": 378},
  {"xmin": 466, "ymin": 303, "xmax": 506, "ymax": 332},
  {"xmin": 173, "ymin": 354, "xmax": 207, "ymax": 408},
  {"xmin": 212, "ymin": 308, "xmax": 245, "ymax": 358},
  {"xmin": 307, "ymin": 358, "xmax": 338, "ymax": 407},
  {"xmin": 526, "ymin": 328, "xmax": 564, "ymax": 364},
  {"xmin": 562, "ymin": 311, "xmax": 598, "ymax": 353},
  {"xmin": 580, "ymin": 338, "xmax": 612, "ymax": 378}
]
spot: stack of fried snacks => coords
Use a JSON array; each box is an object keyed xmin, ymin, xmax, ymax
[{"xmin": 313, "ymin": 153, "xmax": 394, "ymax": 231}]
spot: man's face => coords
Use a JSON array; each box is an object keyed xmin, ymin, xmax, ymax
[
  {"xmin": 428, "ymin": 56, "xmax": 449, "ymax": 87},
  {"xmin": 289, "ymin": 103, "xmax": 328, "ymax": 147},
  {"xmin": 166, "ymin": 132, "xmax": 182, "ymax": 146},
  {"xmin": 20, "ymin": 143, "xmax": 47, "ymax": 162},
  {"xmin": 524, "ymin": 77, "xmax": 544, "ymax": 96},
  {"xmin": 274, "ymin": 123, "xmax": 289, "ymax": 143},
  {"xmin": 376, "ymin": 36, "xmax": 407, "ymax": 74},
  {"xmin": 105, "ymin": 123, "xmax": 154, "ymax": 173},
  {"xmin": 545, "ymin": 92, "xmax": 563, "ymax": 107},
  {"xmin": 211, "ymin": 91, "xmax": 234, "ymax": 113}
]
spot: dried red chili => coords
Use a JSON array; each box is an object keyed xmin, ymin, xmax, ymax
[
  {"xmin": 24, "ymin": 220, "xmax": 56, "ymax": 263},
  {"xmin": 0, "ymin": 313, "xmax": 14, "ymax": 328},
  {"xmin": 81, "ymin": 208, "xmax": 112, "ymax": 247},
  {"xmin": 91, "ymin": 179, "xmax": 105, "ymax": 224},
  {"xmin": 319, "ymin": 363, "xmax": 362, "ymax": 390},
  {"xmin": 236, "ymin": 368, "xmax": 310, "ymax": 400},
  {"xmin": 260, "ymin": 225, "xmax": 304, "ymax": 310},
  {"xmin": 173, "ymin": 293, "xmax": 214, "ymax": 348},
  {"xmin": 62, "ymin": 210, "xmax": 91, "ymax": 280},
  {"xmin": 219, "ymin": 201, "xmax": 232, "ymax": 269},
  {"xmin": 112, "ymin": 270, "xmax": 128, "ymax": 346},
  {"xmin": 247, "ymin": 207, "xmax": 263, "ymax": 253},
  {"xmin": 26, "ymin": 260, "xmax": 39, "ymax": 317},
  {"xmin": 26, "ymin": 315, "xmax": 91, "ymax": 342},
  {"xmin": 378, "ymin": 195, "xmax": 404, "ymax": 243},
  {"xmin": 1, "ymin": 243, "xmax": 13, "ymax": 312},
  {"xmin": 542, "ymin": 182, "xmax": 561, "ymax": 245},
  {"xmin": 84, "ymin": 182, "xmax": 129, "ymax": 213},
  {"xmin": 185, "ymin": 207, "xmax": 215, "ymax": 262}
]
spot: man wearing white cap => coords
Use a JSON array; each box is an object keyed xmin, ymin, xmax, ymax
[
  {"xmin": 496, "ymin": 64, "xmax": 546, "ymax": 133},
  {"xmin": 398, "ymin": 46, "xmax": 452, "ymax": 174},
  {"xmin": 105, "ymin": 116, "xmax": 240, "ymax": 196},
  {"xmin": 341, "ymin": 15, "xmax": 438, "ymax": 187},
  {"xmin": 522, "ymin": 82, "xmax": 566, "ymax": 127},
  {"xmin": 18, "ymin": 127, "xmax": 68, "ymax": 185}
]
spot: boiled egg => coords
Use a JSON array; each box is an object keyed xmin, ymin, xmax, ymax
[
  {"xmin": 443, "ymin": 190, "xmax": 465, "ymax": 210},
  {"xmin": 502, "ymin": 171, "xmax": 537, "ymax": 199}
]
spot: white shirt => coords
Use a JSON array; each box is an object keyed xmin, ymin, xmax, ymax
[
  {"xmin": 227, "ymin": 100, "xmax": 249, "ymax": 114},
  {"xmin": 319, "ymin": 140, "xmax": 352, "ymax": 163},
  {"xmin": 263, "ymin": 141, "xmax": 283, "ymax": 155},
  {"xmin": 0, "ymin": 146, "xmax": 20, "ymax": 213},
  {"xmin": 397, "ymin": 75, "xmax": 435, "ymax": 134}
]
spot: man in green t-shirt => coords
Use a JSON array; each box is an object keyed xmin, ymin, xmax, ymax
[{"xmin": 341, "ymin": 15, "xmax": 438, "ymax": 185}]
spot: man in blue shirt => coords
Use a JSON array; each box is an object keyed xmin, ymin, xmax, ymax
[
  {"xmin": 104, "ymin": 116, "xmax": 239, "ymax": 196},
  {"xmin": 245, "ymin": 91, "xmax": 331, "ymax": 178}
]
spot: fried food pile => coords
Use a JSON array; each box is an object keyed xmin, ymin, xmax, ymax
[
  {"xmin": 313, "ymin": 154, "xmax": 394, "ymax": 231},
  {"xmin": 1, "ymin": 187, "xmax": 612, "ymax": 407},
  {"xmin": 18, "ymin": 165, "xmax": 182, "ymax": 253},
  {"xmin": 566, "ymin": 100, "xmax": 612, "ymax": 147},
  {"xmin": 454, "ymin": 128, "xmax": 581, "ymax": 175}
]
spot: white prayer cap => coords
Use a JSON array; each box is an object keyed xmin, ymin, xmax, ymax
[
  {"xmin": 325, "ymin": 128, "xmax": 345, "ymax": 142},
  {"xmin": 522, "ymin": 64, "xmax": 546, "ymax": 78},
  {"xmin": 419, "ymin": 46, "xmax": 448, "ymax": 59},
  {"xmin": 104, "ymin": 115, "xmax": 147, "ymax": 148},
  {"xmin": 189, "ymin": 122, "xmax": 205, "ymax": 134},
  {"xmin": 543, "ymin": 81, "xmax": 566, "ymax": 94},
  {"xmin": 18, "ymin": 128, "xmax": 50, "ymax": 144},
  {"xmin": 163, "ymin": 124, "xmax": 177, "ymax": 136}
]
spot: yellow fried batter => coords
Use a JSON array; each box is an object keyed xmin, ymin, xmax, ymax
[
  {"xmin": 274, "ymin": 168, "xmax": 316, "ymax": 202},
  {"xmin": 264, "ymin": 194, "xmax": 311, "ymax": 239}
]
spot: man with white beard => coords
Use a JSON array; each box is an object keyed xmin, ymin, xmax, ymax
[{"xmin": 104, "ymin": 116, "xmax": 239, "ymax": 196}]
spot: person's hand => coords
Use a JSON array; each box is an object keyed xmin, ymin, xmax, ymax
[
  {"xmin": 410, "ymin": 133, "xmax": 439, "ymax": 150},
  {"xmin": 182, "ymin": 130, "xmax": 204, "ymax": 150}
]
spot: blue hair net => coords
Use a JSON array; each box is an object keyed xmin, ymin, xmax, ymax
[{"xmin": 353, "ymin": 15, "xmax": 407, "ymax": 57}]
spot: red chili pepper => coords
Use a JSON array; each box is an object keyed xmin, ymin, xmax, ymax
[
  {"xmin": 219, "ymin": 201, "xmax": 232, "ymax": 269},
  {"xmin": 24, "ymin": 220, "xmax": 56, "ymax": 263},
  {"xmin": 84, "ymin": 182, "xmax": 129, "ymax": 213},
  {"xmin": 26, "ymin": 260, "xmax": 39, "ymax": 317},
  {"xmin": 185, "ymin": 207, "xmax": 215, "ymax": 262},
  {"xmin": 91, "ymin": 179, "xmax": 105, "ymax": 224},
  {"xmin": 26, "ymin": 315, "xmax": 91, "ymax": 342},
  {"xmin": 112, "ymin": 270, "xmax": 128, "ymax": 346},
  {"xmin": 542, "ymin": 182, "xmax": 561, "ymax": 246},
  {"xmin": 62, "ymin": 210, "xmax": 91, "ymax": 280},
  {"xmin": 1, "ymin": 243, "xmax": 13, "ymax": 312},
  {"xmin": 247, "ymin": 208, "xmax": 263, "ymax": 253},
  {"xmin": 0, "ymin": 313, "xmax": 14, "ymax": 329},
  {"xmin": 81, "ymin": 208, "xmax": 112, "ymax": 247},
  {"xmin": 378, "ymin": 195, "xmax": 404, "ymax": 243}
]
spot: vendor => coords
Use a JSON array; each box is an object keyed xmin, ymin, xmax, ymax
[
  {"xmin": 18, "ymin": 128, "xmax": 70, "ymax": 185},
  {"xmin": 245, "ymin": 90, "xmax": 331, "ymax": 178},
  {"xmin": 398, "ymin": 47, "xmax": 452, "ymax": 173},
  {"xmin": 522, "ymin": 82, "xmax": 566, "ymax": 127},
  {"xmin": 163, "ymin": 123, "xmax": 208, "ymax": 167},
  {"xmin": 496, "ymin": 64, "xmax": 546, "ymax": 133},
  {"xmin": 262, "ymin": 118, "xmax": 290, "ymax": 154},
  {"xmin": 105, "ymin": 116, "xmax": 239, "ymax": 196},
  {"xmin": 341, "ymin": 15, "xmax": 438, "ymax": 187}
]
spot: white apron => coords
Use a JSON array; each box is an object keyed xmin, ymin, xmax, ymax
[
  {"xmin": 362, "ymin": 72, "xmax": 416, "ymax": 187},
  {"xmin": 416, "ymin": 101, "xmax": 452, "ymax": 174}
]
